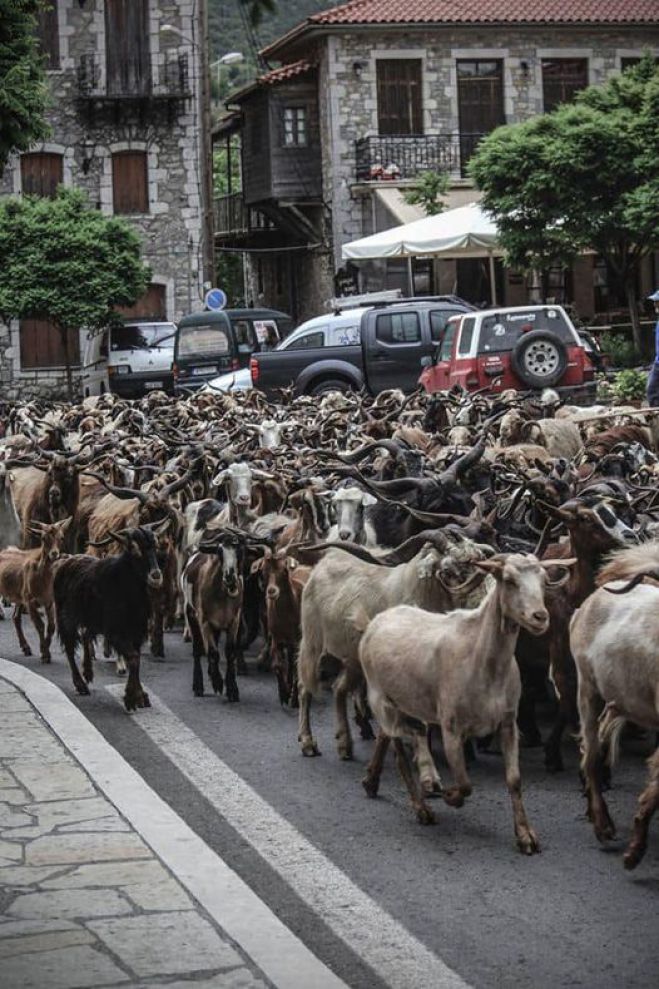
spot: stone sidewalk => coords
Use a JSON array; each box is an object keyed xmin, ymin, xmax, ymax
[{"xmin": 0, "ymin": 676, "xmax": 269, "ymax": 989}]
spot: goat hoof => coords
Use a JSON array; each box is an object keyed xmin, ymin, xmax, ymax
[
  {"xmin": 421, "ymin": 780, "xmax": 443, "ymax": 800},
  {"xmin": 362, "ymin": 776, "xmax": 379, "ymax": 798},
  {"xmin": 442, "ymin": 788, "xmax": 465, "ymax": 808},
  {"xmin": 40, "ymin": 654, "xmax": 51, "ymax": 664},
  {"xmin": 226, "ymin": 690, "xmax": 240, "ymax": 703},
  {"xmin": 116, "ymin": 667, "xmax": 127, "ymax": 678},
  {"xmin": 75, "ymin": 682, "xmax": 90, "ymax": 697},
  {"xmin": 140, "ymin": 692, "xmax": 151, "ymax": 709},
  {"xmin": 359, "ymin": 723, "xmax": 375, "ymax": 741},
  {"xmin": 416, "ymin": 806, "xmax": 436, "ymax": 825},
  {"xmin": 301, "ymin": 739, "xmax": 320, "ymax": 757},
  {"xmin": 517, "ymin": 829, "xmax": 541, "ymax": 855},
  {"xmin": 193, "ymin": 688, "xmax": 204, "ymax": 697},
  {"xmin": 623, "ymin": 844, "xmax": 645, "ymax": 870},
  {"xmin": 22, "ymin": 646, "xmax": 32, "ymax": 657},
  {"xmin": 594, "ymin": 821, "xmax": 617, "ymax": 844}
]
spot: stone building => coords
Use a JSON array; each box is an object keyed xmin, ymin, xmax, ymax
[
  {"xmin": 216, "ymin": 0, "xmax": 659, "ymax": 323},
  {"xmin": 0, "ymin": 0, "xmax": 212, "ymax": 400}
]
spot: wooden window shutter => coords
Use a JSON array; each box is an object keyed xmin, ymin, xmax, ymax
[
  {"xmin": 542, "ymin": 59, "xmax": 589, "ymax": 113},
  {"xmin": 106, "ymin": 0, "xmax": 150, "ymax": 96},
  {"xmin": 377, "ymin": 60, "xmax": 423, "ymax": 135},
  {"xmin": 112, "ymin": 151, "xmax": 149, "ymax": 214},
  {"xmin": 36, "ymin": 2, "xmax": 60, "ymax": 70},
  {"xmin": 21, "ymin": 153, "xmax": 64, "ymax": 198},
  {"xmin": 116, "ymin": 284, "xmax": 167, "ymax": 320},
  {"xmin": 20, "ymin": 320, "xmax": 80, "ymax": 369}
]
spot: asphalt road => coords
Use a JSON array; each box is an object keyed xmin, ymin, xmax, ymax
[{"xmin": 1, "ymin": 613, "xmax": 657, "ymax": 989}]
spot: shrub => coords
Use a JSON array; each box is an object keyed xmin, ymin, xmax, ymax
[
  {"xmin": 599, "ymin": 331, "xmax": 640, "ymax": 368},
  {"xmin": 610, "ymin": 368, "xmax": 647, "ymax": 404}
]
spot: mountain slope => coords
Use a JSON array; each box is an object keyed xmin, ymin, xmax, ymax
[{"xmin": 208, "ymin": 0, "xmax": 335, "ymax": 63}]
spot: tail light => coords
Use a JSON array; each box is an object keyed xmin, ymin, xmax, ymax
[{"xmin": 250, "ymin": 357, "xmax": 259, "ymax": 384}]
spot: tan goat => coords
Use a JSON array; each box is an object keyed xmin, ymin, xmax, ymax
[
  {"xmin": 0, "ymin": 518, "xmax": 71, "ymax": 661},
  {"xmin": 359, "ymin": 553, "xmax": 573, "ymax": 854}
]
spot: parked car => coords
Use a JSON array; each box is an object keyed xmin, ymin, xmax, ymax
[
  {"xmin": 419, "ymin": 304, "xmax": 597, "ymax": 402},
  {"xmin": 249, "ymin": 297, "xmax": 474, "ymax": 397},
  {"xmin": 82, "ymin": 319, "xmax": 177, "ymax": 398},
  {"xmin": 173, "ymin": 308, "xmax": 292, "ymax": 393}
]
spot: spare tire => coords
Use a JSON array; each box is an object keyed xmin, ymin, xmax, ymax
[{"xmin": 511, "ymin": 330, "xmax": 568, "ymax": 389}]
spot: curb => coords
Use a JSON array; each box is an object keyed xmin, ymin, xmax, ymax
[{"xmin": 0, "ymin": 658, "xmax": 347, "ymax": 989}]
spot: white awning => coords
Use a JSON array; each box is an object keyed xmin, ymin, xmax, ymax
[{"xmin": 342, "ymin": 202, "xmax": 502, "ymax": 261}]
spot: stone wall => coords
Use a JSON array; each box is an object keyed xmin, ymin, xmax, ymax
[{"xmin": 0, "ymin": 0, "xmax": 208, "ymax": 401}]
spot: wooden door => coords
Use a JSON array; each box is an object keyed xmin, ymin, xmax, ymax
[
  {"xmin": 377, "ymin": 60, "xmax": 423, "ymax": 135},
  {"xmin": 105, "ymin": 0, "xmax": 149, "ymax": 96},
  {"xmin": 457, "ymin": 60, "xmax": 504, "ymax": 172},
  {"xmin": 117, "ymin": 284, "xmax": 167, "ymax": 320}
]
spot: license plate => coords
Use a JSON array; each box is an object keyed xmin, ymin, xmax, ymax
[
  {"xmin": 145, "ymin": 381, "xmax": 163, "ymax": 389},
  {"xmin": 191, "ymin": 367, "xmax": 215, "ymax": 376}
]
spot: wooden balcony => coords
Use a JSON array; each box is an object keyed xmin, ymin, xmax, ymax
[{"xmin": 214, "ymin": 193, "xmax": 274, "ymax": 240}]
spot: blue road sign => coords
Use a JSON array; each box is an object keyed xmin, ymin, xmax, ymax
[{"xmin": 205, "ymin": 288, "xmax": 227, "ymax": 311}]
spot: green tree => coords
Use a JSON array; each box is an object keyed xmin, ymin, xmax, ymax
[
  {"xmin": 403, "ymin": 170, "xmax": 450, "ymax": 216},
  {"xmin": 470, "ymin": 55, "xmax": 659, "ymax": 353},
  {"xmin": 0, "ymin": 0, "xmax": 50, "ymax": 173},
  {"xmin": 0, "ymin": 188, "xmax": 150, "ymax": 401},
  {"xmin": 240, "ymin": 0, "xmax": 277, "ymax": 27}
]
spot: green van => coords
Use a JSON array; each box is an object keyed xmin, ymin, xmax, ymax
[{"xmin": 173, "ymin": 308, "xmax": 292, "ymax": 393}]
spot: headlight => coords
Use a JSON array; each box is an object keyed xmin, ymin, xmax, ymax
[{"xmin": 110, "ymin": 364, "xmax": 131, "ymax": 375}]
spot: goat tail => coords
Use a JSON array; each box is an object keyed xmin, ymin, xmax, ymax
[{"xmin": 598, "ymin": 704, "xmax": 626, "ymax": 768}]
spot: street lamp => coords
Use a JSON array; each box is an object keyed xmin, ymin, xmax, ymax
[{"xmin": 209, "ymin": 52, "xmax": 245, "ymax": 104}]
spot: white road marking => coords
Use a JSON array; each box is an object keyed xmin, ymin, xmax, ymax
[{"xmin": 106, "ymin": 685, "xmax": 470, "ymax": 989}]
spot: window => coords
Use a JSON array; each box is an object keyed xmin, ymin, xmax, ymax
[
  {"xmin": 20, "ymin": 319, "xmax": 80, "ymax": 369},
  {"xmin": 377, "ymin": 60, "xmax": 423, "ymax": 135},
  {"xmin": 439, "ymin": 321, "xmax": 458, "ymax": 362},
  {"xmin": 232, "ymin": 318, "xmax": 257, "ymax": 354},
  {"xmin": 329, "ymin": 324, "xmax": 360, "ymax": 347},
  {"xmin": 542, "ymin": 59, "xmax": 588, "ymax": 113},
  {"xmin": 457, "ymin": 60, "xmax": 504, "ymax": 172},
  {"xmin": 284, "ymin": 331, "xmax": 325, "ymax": 351},
  {"xmin": 36, "ymin": 2, "xmax": 60, "ymax": 70},
  {"xmin": 178, "ymin": 325, "xmax": 230, "ymax": 357},
  {"xmin": 21, "ymin": 153, "xmax": 63, "ymax": 198},
  {"xmin": 283, "ymin": 107, "xmax": 308, "ymax": 147},
  {"xmin": 621, "ymin": 56, "xmax": 659, "ymax": 72},
  {"xmin": 458, "ymin": 317, "xmax": 476, "ymax": 355},
  {"xmin": 479, "ymin": 309, "xmax": 573, "ymax": 354},
  {"xmin": 375, "ymin": 312, "xmax": 421, "ymax": 345},
  {"xmin": 430, "ymin": 310, "xmax": 452, "ymax": 343},
  {"xmin": 112, "ymin": 151, "xmax": 148, "ymax": 214},
  {"xmin": 111, "ymin": 323, "xmax": 176, "ymax": 351}
]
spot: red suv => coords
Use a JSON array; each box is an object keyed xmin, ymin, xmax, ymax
[{"xmin": 419, "ymin": 304, "xmax": 596, "ymax": 401}]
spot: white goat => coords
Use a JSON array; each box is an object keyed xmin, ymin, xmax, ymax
[
  {"xmin": 359, "ymin": 553, "xmax": 573, "ymax": 854},
  {"xmin": 570, "ymin": 541, "xmax": 659, "ymax": 870},
  {"xmin": 327, "ymin": 485, "xmax": 378, "ymax": 546}
]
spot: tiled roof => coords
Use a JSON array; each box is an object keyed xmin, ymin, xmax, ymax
[
  {"xmin": 259, "ymin": 59, "xmax": 315, "ymax": 85},
  {"xmin": 309, "ymin": 0, "xmax": 659, "ymax": 25}
]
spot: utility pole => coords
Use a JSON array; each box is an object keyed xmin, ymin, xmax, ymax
[{"xmin": 198, "ymin": 0, "xmax": 215, "ymax": 287}]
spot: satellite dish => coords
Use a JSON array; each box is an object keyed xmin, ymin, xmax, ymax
[{"xmin": 205, "ymin": 288, "xmax": 227, "ymax": 311}]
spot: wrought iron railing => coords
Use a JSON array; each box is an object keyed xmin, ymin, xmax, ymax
[
  {"xmin": 77, "ymin": 52, "xmax": 190, "ymax": 100},
  {"xmin": 354, "ymin": 132, "xmax": 486, "ymax": 181}
]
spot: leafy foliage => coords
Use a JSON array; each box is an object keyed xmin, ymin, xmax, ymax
[
  {"xmin": 610, "ymin": 368, "xmax": 647, "ymax": 403},
  {"xmin": 403, "ymin": 171, "xmax": 449, "ymax": 216},
  {"xmin": 598, "ymin": 331, "xmax": 639, "ymax": 369},
  {"xmin": 208, "ymin": 0, "xmax": 327, "ymax": 62},
  {"xmin": 469, "ymin": 55, "xmax": 659, "ymax": 352},
  {"xmin": 0, "ymin": 188, "xmax": 150, "ymax": 398},
  {"xmin": 0, "ymin": 0, "xmax": 49, "ymax": 173}
]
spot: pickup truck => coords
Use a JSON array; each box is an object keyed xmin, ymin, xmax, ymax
[{"xmin": 249, "ymin": 297, "xmax": 473, "ymax": 397}]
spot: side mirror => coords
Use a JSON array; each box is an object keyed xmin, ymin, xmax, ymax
[{"xmin": 420, "ymin": 355, "xmax": 433, "ymax": 369}]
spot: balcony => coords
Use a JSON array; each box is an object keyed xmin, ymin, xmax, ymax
[
  {"xmin": 76, "ymin": 52, "xmax": 191, "ymax": 110},
  {"xmin": 214, "ymin": 193, "xmax": 274, "ymax": 240},
  {"xmin": 355, "ymin": 133, "xmax": 486, "ymax": 182}
]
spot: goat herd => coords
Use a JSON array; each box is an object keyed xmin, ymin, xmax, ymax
[{"xmin": 0, "ymin": 385, "xmax": 658, "ymax": 869}]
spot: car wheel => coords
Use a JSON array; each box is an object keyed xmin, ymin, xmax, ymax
[
  {"xmin": 511, "ymin": 330, "xmax": 568, "ymax": 389},
  {"xmin": 309, "ymin": 378, "xmax": 352, "ymax": 396}
]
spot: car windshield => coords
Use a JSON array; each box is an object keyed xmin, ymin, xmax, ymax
[
  {"xmin": 178, "ymin": 324, "xmax": 230, "ymax": 357},
  {"xmin": 111, "ymin": 323, "xmax": 176, "ymax": 351},
  {"xmin": 479, "ymin": 309, "xmax": 573, "ymax": 354}
]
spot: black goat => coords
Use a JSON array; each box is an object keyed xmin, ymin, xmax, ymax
[{"xmin": 54, "ymin": 524, "xmax": 164, "ymax": 711}]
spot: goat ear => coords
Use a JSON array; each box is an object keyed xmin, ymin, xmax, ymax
[
  {"xmin": 58, "ymin": 517, "xmax": 73, "ymax": 532},
  {"xmin": 250, "ymin": 557, "xmax": 264, "ymax": 574},
  {"xmin": 362, "ymin": 493, "xmax": 377, "ymax": 506},
  {"xmin": 286, "ymin": 557, "xmax": 298, "ymax": 570}
]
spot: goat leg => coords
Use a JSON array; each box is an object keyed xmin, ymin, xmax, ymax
[
  {"xmin": 224, "ymin": 629, "xmax": 240, "ymax": 703},
  {"xmin": 501, "ymin": 715, "xmax": 540, "ymax": 855},
  {"xmin": 578, "ymin": 678, "xmax": 616, "ymax": 842},
  {"xmin": 353, "ymin": 683, "xmax": 375, "ymax": 740},
  {"xmin": 287, "ymin": 645, "xmax": 299, "ymax": 709},
  {"xmin": 187, "ymin": 606, "xmax": 205, "ymax": 696},
  {"xmin": 27, "ymin": 602, "xmax": 49, "ymax": 663},
  {"xmin": 623, "ymin": 748, "xmax": 659, "ymax": 870},
  {"xmin": 82, "ymin": 635, "xmax": 95, "ymax": 684},
  {"xmin": 440, "ymin": 724, "xmax": 473, "ymax": 808},
  {"xmin": 414, "ymin": 731, "xmax": 442, "ymax": 798},
  {"xmin": 297, "ymin": 685, "xmax": 320, "ymax": 757},
  {"xmin": 61, "ymin": 632, "xmax": 89, "ymax": 696},
  {"xmin": 271, "ymin": 641, "xmax": 289, "ymax": 706},
  {"xmin": 13, "ymin": 604, "xmax": 32, "ymax": 657},
  {"xmin": 363, "ymin": 731, "xmax": 390, "ymax": 798},
  {"xmin": 123, "ymin": 652, "xmax": 150, "ymax": 712},
  {"xmin": 393, "ymin": 738, "xmax": 435, "ymax": 825},
  {"xmin": 333, "ymin": 669, "xmax": 354, "ymax": 761},
  {"xmin": 44, "ymin": 603, "xmax": 56, "ymax": 662},
  {"xmin": 207, "ymin": 644, "xmax": 224, "ymax": 696}
]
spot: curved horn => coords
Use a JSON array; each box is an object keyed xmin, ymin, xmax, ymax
[
  {"xmin": 83, "ymin": 471, "xmax": 148, "ymax": 504},
  {"xmin": 377, "ymin": 529, "xmax": 451, "ymax": 566},
  {"xmin": 438, "ymin": 434, "xmax": 487, "ymax": 484}
]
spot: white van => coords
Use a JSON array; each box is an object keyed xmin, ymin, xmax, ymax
[{"xmin": 82, "ymin": 320, "xmax": 177, "ymax": 398}]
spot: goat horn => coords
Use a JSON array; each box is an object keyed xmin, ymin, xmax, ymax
[
  {"xmin": 438, "ymin": 434, "xmax": 487, "ymax": 484},
  {"xmin": 83, "ymin": 471, "xmax": 149, "ymax": 504}
]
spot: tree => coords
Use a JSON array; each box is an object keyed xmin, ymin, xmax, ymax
[
  {"xmin": 0, "ymin": 0, "xmax": 50, "ymax": 174},
  {"xmin": 470, "ymin": 56, "xmax": 659, "ymax": 353},
  {"xmin": 0, "ymin": 188, "xmax": 150, "ymax": 401},
  {"xmin": 404, "ymin": 170, "xmax": 450, "ymax": 216},
  {"xmin": 239, "ymin": 0, "xmax": 277, "ymax": 28}
]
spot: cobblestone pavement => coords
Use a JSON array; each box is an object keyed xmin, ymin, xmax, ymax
[{"xmin": 0, "ymin": 676, "xmax": 269, "ymax": 989}]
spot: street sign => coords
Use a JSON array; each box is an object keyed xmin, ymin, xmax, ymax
[{"xmin": 205, "ymin": 288, "xmax": 227, "ymax": 311}]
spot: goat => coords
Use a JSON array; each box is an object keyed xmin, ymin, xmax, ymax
[
  {"xmin": 360, "ymin": 554, "xmax": 572, "ymax": 853},
  {"xmin": 54, "ymin": 524, "xmax": 165, "ymax": 710},
  {"xmin": 0, "ymin": 463, "xmax": 21, "ymax": 549},
  {"xmin": 570, "ymin": 541, "xmax": 659, "ymax": 869},
  {"xmin": 182, "ymin": 529, "xmax": 247, "ymax": 702},
  {"xmin": 327, "ymin": 485, "xmax": 378, "ymax": 545},
  {"xmin": 297, "ymin": 529, "xmax": 491, "ymax": 790},
  {"xmin": 0, "ymin": 517, "xmax": 71, "ymax": 661},
  {"xmin": 251, "ymin": 548, "xmax": 311, "ymax": 705},
  {"xmin": 8, "ymin": 453, "xmax": 80, "ymax": 548}
]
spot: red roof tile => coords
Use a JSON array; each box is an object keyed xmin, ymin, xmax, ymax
[
  {"xmin": 259, "ymin": 59, "xmax": 314, "ymax": 85},
  {"xmin": 310, "ymin": 0, "xmax": 659, "ymax": 25}
]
